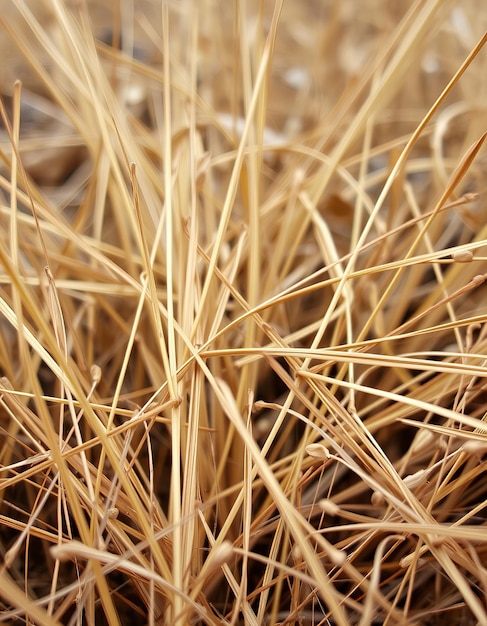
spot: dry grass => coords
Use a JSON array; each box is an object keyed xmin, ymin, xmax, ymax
[{"xmin": 0, "ymin": 1, "xmax": 487, "ymax": 624}]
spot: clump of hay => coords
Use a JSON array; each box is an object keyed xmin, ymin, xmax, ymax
[{"xmin": 0, "ymin": 2, "xmax": 487, "ymax": 625}]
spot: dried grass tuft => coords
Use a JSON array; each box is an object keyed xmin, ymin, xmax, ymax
[{"xmin": 0, "ymin": 1, "xmax": 487, "ymax": 625}]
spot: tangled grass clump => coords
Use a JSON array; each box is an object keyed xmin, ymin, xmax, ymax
[{"xmin": 0, "ymin": 1, "xmax": 487, "ymax": 624}]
